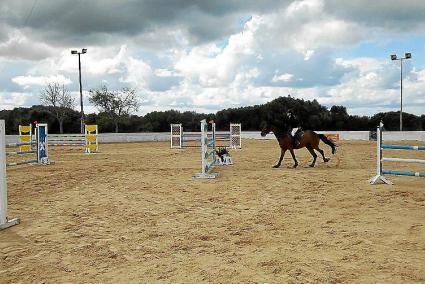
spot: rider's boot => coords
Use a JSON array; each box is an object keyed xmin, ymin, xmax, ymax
[{"xmin": 293, "ymin": 138, "xmax": 299, "ymax": 148}]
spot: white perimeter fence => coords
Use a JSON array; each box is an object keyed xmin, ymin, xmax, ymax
[{"xmin": 5, "ymin": 131, "xmax": 425, "ymax": 144}]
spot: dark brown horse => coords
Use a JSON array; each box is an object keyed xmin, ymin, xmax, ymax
[{"xmin": 261, "ymin": 122, "xmax": 337, "ymax": 168}]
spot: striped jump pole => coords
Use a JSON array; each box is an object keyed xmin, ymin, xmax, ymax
[{"xmin": 369, "ymin": 122, "xmax": 425, "ymax": 185}]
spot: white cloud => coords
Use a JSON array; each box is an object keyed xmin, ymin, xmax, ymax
[
  {"xmin": 119, "ymin": 56, "xmax": 152, "ymax": 89},
  {"xmin": 154, "ymin": 69, "xmax": 180, "ymax": 77},
  {"xmin": 0, "ymin": 92, "xmax": 34, "ymax": 109},
  {"xmin": 1, "ymin": 1, "xmax": 425, "ymax": 116},
  {"xmin": 0, "ymin": 29, "xmax": 57, "ymax": 61},
  {"xmin": 12, "ymin": 74, "xmax": 72, "ymax": 87},
  {"xmin": 174, "ymin": 15, "xmax": 262, "ymax": 87},
  {"xmin": 56, "ymin": 45, "xmax": 129, "ymax": 75},
  {"xmin": 272, "ymin": 73, "xmax": 294, "ymax": 82},
  {"xmin": 303, "ymin": 50, "xmax": 315, "ymax": 61}
]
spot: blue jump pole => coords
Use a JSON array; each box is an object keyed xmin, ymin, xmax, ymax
[
  {"xmin": 382, "ymin": 170, "xmax": 425, "ymax": 177},
  {"xmin": 382, "ymin": 144, "xmax": 425, "ymax": 150}
]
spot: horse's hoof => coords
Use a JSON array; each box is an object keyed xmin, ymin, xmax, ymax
[
  {"xmin": 324, "ymin": 158, "xmax": 330, "ymax": 163},
  {"xmin": 309, "ymin": 164, "xmax": 315, "ymax": 167},
  {"xmin": 272, "ymin": 165, "xmax": 279, "ymax": 168},
  {"xmin": 293, "ymin": 164, "xmax": 298, "ymax": 168}
]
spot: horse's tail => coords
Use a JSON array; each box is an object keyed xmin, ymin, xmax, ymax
[{"xmin": 318, "ymin": 134, "xmax": 337, "ymax": 154}]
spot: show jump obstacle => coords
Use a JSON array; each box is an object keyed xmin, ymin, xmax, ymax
[
  {"xmin": 369, "ymin": 122, "xmax": 425, "ymax": 185},
  {"xmin": 19, "ymin": 124, "xmax": 98, "ymax": 153},
  {"xmin": 1, "ymin": 120, "xmax": 49, "ymax": 230},
  {"xmin": 170, "ymin": 123, "xmax": 241, "ymax": 149},
  {"xmin": 7, "ymin": 123, "xmax": 49, "ymax": 166},
  {"xmin": 193, "ymin": 119, "xmax": 220, "ymax": 179}
]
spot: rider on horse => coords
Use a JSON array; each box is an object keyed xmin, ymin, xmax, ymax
[{"xmin": 286, "ymin": 110, "xmax": 302, "ymax": 148}]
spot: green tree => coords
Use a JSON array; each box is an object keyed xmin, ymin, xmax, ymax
[{"xmin": 89, "ymin": 85, "xmax": 140, "ymax": 133}]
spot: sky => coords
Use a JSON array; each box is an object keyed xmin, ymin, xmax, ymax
[{"xmin": 1, "ymin": 0, "xmax": 425, "ymax": 116}]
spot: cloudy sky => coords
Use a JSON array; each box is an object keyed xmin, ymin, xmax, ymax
[{"xmin": 1, "ymin": 0, "xmax": 425, "ymax": 116}]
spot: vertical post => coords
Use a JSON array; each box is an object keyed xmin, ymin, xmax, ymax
[
  {"xmin": 79, "ymin": 53, "xmax": 85, "ymax": 134},
  {"xmin": 95, "ymin": 125, "xmax": 98, "ymax": 152},
  {"xmin": 0, "ymin": 120, "xmax": 20, "ymax": 230},
  {"xmin": 0, "ymin": 120, "xmax": 7, "ymax": 227},
  {"xmin": 170, "ymin": 125, "xmax": 174, "ymax": 149},
  {"xmin": 179, "ymin": 124, "xmax": 182, "ymax": 148},
  {"xmin": 211, "ymin": 121, "xmax": 216, "ymax": 161},
  {"xmin": 200, "ymin": 120, "xmax": 207, "ymax": 175},
  {"xmin": 400, "ymin": 59, "xmax": 403, "ymax": 131},
  {"xmin": 170, "ymin": 125, "xmax": 172, "ymax": 149},
  {"xmin": 36, "ymin": 124, "xmax": 49, "ymax": 164},
  {"xmin": 376, "ymin": 124, "xmax": 382, "ymax": 175},
  {"xmin": 369, "ymin": 122, "xmax": 392, "ymax": 185}
]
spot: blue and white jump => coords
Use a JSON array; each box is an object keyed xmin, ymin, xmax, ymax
[
  {"xmin": 369, "ymin": 122, "xmax": 425, "ymax": 185},
  {"xmin": 193, "ymin": 119, "xmax": 219, "ymax": 179}
]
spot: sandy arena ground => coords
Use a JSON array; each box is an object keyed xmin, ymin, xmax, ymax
[{"xmin": 1, "ymin": 139, "xmax": 424, "ymax": 283}]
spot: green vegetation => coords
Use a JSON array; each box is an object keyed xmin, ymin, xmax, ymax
[{"xmin": 1, "ymin": 96, "xmax": 423, "ymax": 134}]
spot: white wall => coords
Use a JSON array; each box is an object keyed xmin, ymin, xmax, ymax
[{"xmin": 5, "ymin": 130, "xmax": 425, "ymax": 145}]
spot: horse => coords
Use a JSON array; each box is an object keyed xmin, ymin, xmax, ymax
[{"xmin": 260, "ymin": 121, "xmax": 337, "ymax": 168}]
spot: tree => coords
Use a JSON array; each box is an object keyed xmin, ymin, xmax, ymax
[
  {"xmin": 330, "ymin": 105, "xmax": 349, "ymax": 130},
  {"xmin": 40, "ymin": 83, "xmax": 75, "ymax": 133},
  {"xmin": 89, "ymin": 85, "xmax": 140, "ymax": 133}
]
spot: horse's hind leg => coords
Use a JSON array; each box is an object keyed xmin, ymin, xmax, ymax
[
  {"xmin": 315, "ymin": 146, "xmax": 330, "ymax": 163},
  {"xmin": 289, "ymin": 148, "xmax": 298, "ymax": 168},
  {"xmin": 273, "ymin": 149, "xmax": 286, "ymax": 168},
  {"xmin": 306, "ymin": 146, "xmax": 317, "ymax": 167}
]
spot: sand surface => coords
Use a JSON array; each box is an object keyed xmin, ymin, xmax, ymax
[{"xmin": 1, "ymin": 139, "xmax": 424, "ymax": 283}]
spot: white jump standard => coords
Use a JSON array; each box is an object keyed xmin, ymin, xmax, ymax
[
  {"xmin": 369, "ymin": 122, "xmax": 425, "ymax": 185},
  {"xmin": 0, "ymin": 120, "xmax": 20, "ymax": 230},
  {"xmin": 193, "ymin": 119, "xmax": 219, "ymax": 179}
]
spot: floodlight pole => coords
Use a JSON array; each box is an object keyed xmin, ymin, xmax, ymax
[
  {"xmin": 71, "ymin": 49, "xmax": 87, "ymax": 134},
  {"xmin": 391, "ymin": 52, "xmax": 411, "ymax": 131},
  {"xmin": 400, "ymin": 58, "xmax": 403, "ymax": 132}
]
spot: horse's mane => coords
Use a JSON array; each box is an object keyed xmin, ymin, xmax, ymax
[{"xmin": 265, "ymin": 117, "xmax": 291, "ymax": 139}]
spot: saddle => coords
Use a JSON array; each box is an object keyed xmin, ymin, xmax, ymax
[
  {"xmin": 294, "ymin": 128, "xmax": 304, "ymax": 139},
  {"xmin": 292, "ymin": 128, "xmax": 304, "ymax": 147}
]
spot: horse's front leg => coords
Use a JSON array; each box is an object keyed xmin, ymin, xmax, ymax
[
  {"xmin": 306, "ymin": 146, "xmax": 317, "ymax": 167},
  {"xmin": 289, "ymin": 148, "xmax": 298, "ymax": 168},
  {"xmin": 273, "ymin": 149, "xmax": 286, "ymax": 168}
]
